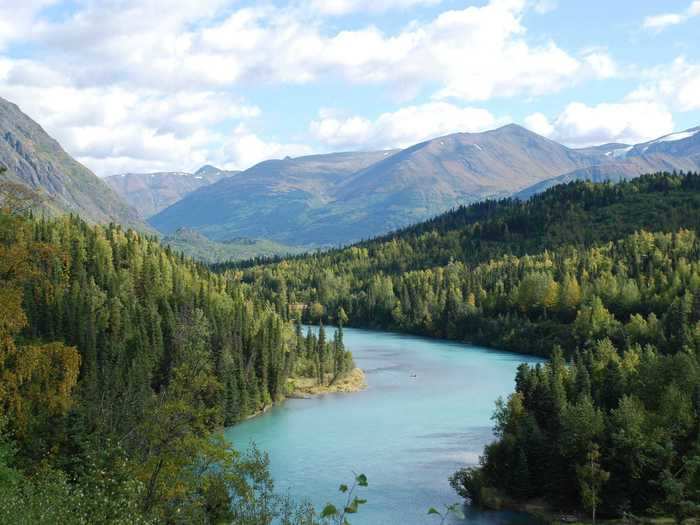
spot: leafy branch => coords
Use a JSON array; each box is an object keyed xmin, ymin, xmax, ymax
[
  {"xmin": 320, "ymin": 472, "xmax": 368, "ymax": 525},
  {"xmin": 428, "ymin": 503, "xmax": 465, "ymax": 524}
]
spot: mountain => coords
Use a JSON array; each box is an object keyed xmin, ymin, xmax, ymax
[
  {"xmin": 0, "ymin": 96, "xmax": 145, "ymax": 229},
  {"xmin": 105, "ymin": 166, "xmax": 237, "ymax": 218},
  {"xmin": 150, "ymin": 125, "xmax": 605, "ymax": 247},
  {"xmin": 149, "ymin": 150, "xmax": 398, "ymax": 245},
  {"xmin": 151, "ymin": 124, "xmax": 700, "ymax": 251},
  {"xmin": 517, "ymin": 127, "xmax": 700, "ymax": 199},
  {"xmin": 322, "ymin": 124, "xmax": 604, "ymax": 239},
  {"xmin": 336, "ymin": 124, "xmax": 601, "ymax": 201},
  {"xmin": 193, "ymin": 164, "xmax": 239, "ymax": 179}
]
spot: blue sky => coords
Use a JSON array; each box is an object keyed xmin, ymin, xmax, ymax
[{"xmin": 0, "ymin": 0, "xmax": 699, "ymax": 175}]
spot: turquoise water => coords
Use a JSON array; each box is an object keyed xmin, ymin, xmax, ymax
[{"xmin": 224, "ymin": 327, "xmax": 543, "ymax": 524}]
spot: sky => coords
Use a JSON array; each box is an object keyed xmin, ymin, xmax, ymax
[{"xmin": 0, "ymin": 0, "xmax": 699, "ymax": 176}]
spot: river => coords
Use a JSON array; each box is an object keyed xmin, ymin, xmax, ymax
[{"xmin": 224, "ymin": 327, "xmax": 544, "ymax": 524}]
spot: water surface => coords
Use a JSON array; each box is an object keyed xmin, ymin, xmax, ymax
[{"xmin": 225, "ymin": 327, "xmax": 543, "ymax": 524}]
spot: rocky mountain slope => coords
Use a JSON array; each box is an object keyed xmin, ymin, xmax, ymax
[
  {"xmin": 149, "ymin": 150, "xmax": 398, "ymax": 245},
  {"xmin": 0, "ymin": 96, "xmax": 145, "ymax": 230},
  {"xmin": 149, "ymin": 124, "xmax": 608, "ymax": 247},
  {"xmin": 517, "ymin": 127, "xmax": 700, "ymax": 199},
  {"xmin": 105, "ymin": 166, "xmax": 238, "ymax": 218}
]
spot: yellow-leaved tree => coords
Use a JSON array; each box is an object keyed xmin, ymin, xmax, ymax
[{"xmin": 0, "ymin": 172, "xmax": 80, "ymax": 436}]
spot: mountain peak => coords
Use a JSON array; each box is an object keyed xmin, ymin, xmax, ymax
[
  {"xmin": 195, "ymin": 164, "xmax": 220, "ymax": 176},
  {"xmin": 493, "ymin": 123, "xmax": 530, "ymax": 133},
  {"xmin": 104, "ymin": 168, "xmax": 237, "ymax": 219}
]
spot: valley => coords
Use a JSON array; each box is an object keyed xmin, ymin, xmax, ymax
[
  {"xmin": 149, "ymin": 125, "xmax": 700, "ymax": 251},
  {"xmin": 227, "ymin": 326, "xmax": 543, "ymax": 525},
  {"xmin": 4, "ymin": 0, "xmax": 700, "ymax": 523},
  {"xmin": 104, "ymin": 166, "xmax": 238, "ymax": 218},
  {"xmin": 2, "ymin": 80, "xmax": 700, "ymax": 525},
  {"xmin": 4, "ymin": 91, "xmax": 700, "ymax": 261}
]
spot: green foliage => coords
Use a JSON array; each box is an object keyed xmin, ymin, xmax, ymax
[
  {"xmin": 223, "ymin": 172, "xmax": 700, "ymax": 520},
  {"xmin": 576, "ymin": 444, "xmax": 609, "ymax": 523},
  {"xmin": 0, "ymin": 191, "xmax": 356, "ymax": 523},
  {"xmin": 164, "ymin": 228, "xmax": 303, "ymax": 264},
  {"xmin": 291, "ymin": 322, "xmax": 354, "ymax": 388},
  {"xmin": 318, "ymin": 473, "xmax": 369, "ymax": 525},
  {"xmin": 427, "ymin": 503, "xmax": 465, "ymax": 525},
  {"xmin": 450, "ymin": 339, "xmax": 700, "ymax": 518},
  {"xmin": 224, "ymin": 172, "xmax": 700, "ymax": 357}
]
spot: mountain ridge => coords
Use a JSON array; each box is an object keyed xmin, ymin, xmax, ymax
[
  {"xmin": 516, "ymin": 126, "xmax": 700, "ymax": 199},
  {"xmin": 148, "ymin": 123, "xmax": 627, "ymax": 247},
  {"xmin": 0, "ymin": 96, "xmax": 146, "ymax": 230},
  {"xmin": 4, "ymin": 91, "xmax": 698, "ymax": 256},
  {"xmin": 149, "ymin": 149, "xmax": 397, "ymax": 245},
  {"xmin": 105, "ymin": 167, "xmax": 238, "ymax": 218}
]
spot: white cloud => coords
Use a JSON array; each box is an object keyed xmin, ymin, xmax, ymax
[
  {"xmin": 426, "ymin": 1, "xmax": 582, "ymax": 101},
  {"xmin": 527, "ymin": 101, "xmax": 674, "ymax": 147},
  {"xmin": 219, "ymin": 125, "xmax": 314, "ymax": 170},
  {"xmin": 628, "ymin": 57, "xmax": 700, "ymax": 112},
  {"xmin": 17, "ymin": 0, "xmax": 587, "ymax": 100},
  {"xmin": 72, "ymin": 124, "xmax": 313, "ymax": 175},
  {"xmin": 0, "ymin": 0, "xmax": 620, "ymax": 173},
  {"xmin": 643, "ymin": 1, "xmax": 700, "ymax": 31},
  {"xmin": 309, "ymin": 0, "xmax": 441, "ymax": 16},
  {"xmin": 643, "ymin": 13, "xmax": 684, "ymax": 30},
  {"xmin": 527, "ymin": 54, "xmax": 700, "ymax": 148},
  {"xmin": 0, "ymin": 0, "xmax": 56, "ymax": 50},
  {"xmin": 310, "ymin": 102, "xmax": 503, "ymax": 149},
  {"xmin": 524, "ymin": 112, "xmax": 554, "ymax": 137},
  {"xmin": 0, "ymin": 59, "xmax": 268, "ymax": 175},
  {"xmin": 582, "ymin": 50, "xmax": 618, "ymax": 79},
  {"xmin": 533, "ymin": 0, "xmax": 557, "ymax": 14}
]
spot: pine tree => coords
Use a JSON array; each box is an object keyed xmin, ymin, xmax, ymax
[{"xmin": 317, "ymin": 322, "xmax": 326, "ymax": 385}]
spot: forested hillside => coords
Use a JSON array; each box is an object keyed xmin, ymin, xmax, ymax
[
  {"xmin": 164, "ymin": 227, "xmax": 304, "ymax": 264},
  {"xmin": 235, "ymin": 172, "xmax": 700, "ymax": 519},
  {"xmin": 446, "ymin": 227, "xmax": 700, "ymax": 520},
  {"xmin": 451, "ymin": 319, "xmax": 700, "ymax": 521},
  {"xmin": 0, "ymin": 174, "xmax": 353, "ymax": 523},
  {"xmin": 229, "ymin": 173, "xmax": 700, "ymax": 355}
]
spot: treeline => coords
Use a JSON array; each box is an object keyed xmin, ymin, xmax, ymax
[
  {"xmin": 234, "ymin": 172, "xmax": 700, "ymax": 519},
  {"xmin": 220, "ymin": 171, "xmax": 700, "ymax": 276},
  {"xmin": 450, "ymin": 338, "xmax": 700, "ymax": 521},
  {"xmin": 293, "ymin": 322, "xmax": 353, "ymax": 386},
  {"xmin": 0, "ymin": 176, "xmax": 353, "ymax": 524},
  {"xmin": 228, "ymin": 172, "xmax": 700, "ymax": 357}
]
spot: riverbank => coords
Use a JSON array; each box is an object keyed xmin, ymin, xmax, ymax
[
  {"xmin": 485, "ymin": 498, "xmax": 683, "ymax": 525},
  {"xmin": 224, "ymin": 326, "xmax": 543, "ymax": 525},
  {"xmin": 244, "ymin": 403, "xmax": 273, "ymax": 420},
  {"xmin": 241, "ymin": 368, "xmax": 366, "ymax": 421},
  {"xmin": 288, "ymin": 367, "xmax": 367, "ymax": 397}
]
